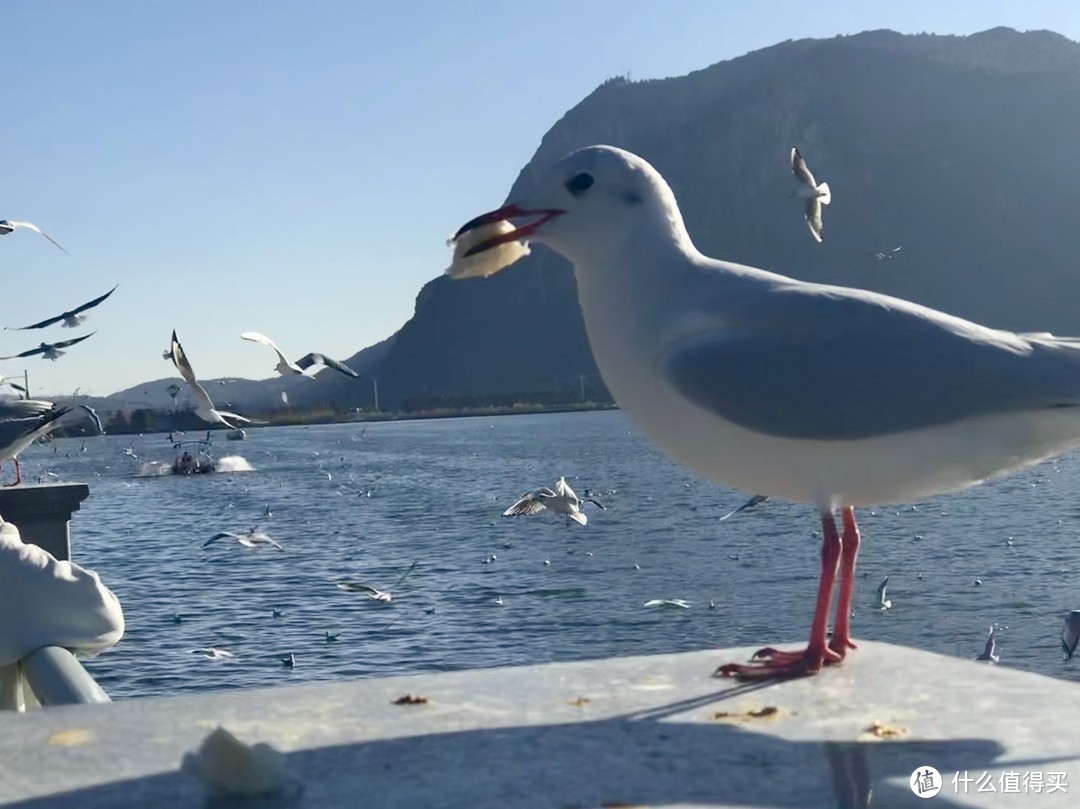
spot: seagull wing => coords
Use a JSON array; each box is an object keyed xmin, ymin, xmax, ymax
[
  {"xmin": 804, "ymin": 198, "xmax": 824, "ymax": 243},
  {"xmin": 659, "ymin": 280, "xmax": 1080, "ymax": 442},
  {"xmin": 790, "ymin": 147, "xmax": 817, "ymax": 188},
  {"xmin": 0, "ymin": 345, "xmax": 47, "ymax": 359},
  {"xmin": 69, "ymin": 283, "xmax": 120, "ymax": 316},
  {"xmin": 336, "ymin": 582, "xmax": 379, "ymax": 596},
  {"xmin": 204, "ymin": 532, "xmax": 240, "ymax": 547},
  {"xmin": 554, "ymin": 476, "xmax": 578, "ymax": 501},
  {"xmin": 0, "ymin": 399, "xmax": 55, "ymax": 420},
  {"xmin": 392, "ymin": 560, "xmax": 420, "ymax": 589},
  {"xmin": 241, "ymin": 332, "xmax": 292, "ymax": 367},
  {"xmin": 296, "ymin": 352, "xmax": 361, "ymax": 378},
  {"xmin": 5, "ymin": 220, "xmax": 70, "ymax": 255},
  {"xmin": 718, "ymin": 493, "xmax": 769, "ymax": 522},
  {"xmin": 48, "ymin": 332, "xmax": 97, "ymax": 351},
  {"xmin": 5, "ymin": 312, "xmax": 65, "ymax": 330},
  {"xmin": 503, "ymin": 493, "xmax": 547, "ymax": 516}
]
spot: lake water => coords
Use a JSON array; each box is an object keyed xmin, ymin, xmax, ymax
[{"xmin": 20, "ymin": 410, "xmax": 1080, "ymax": 699}]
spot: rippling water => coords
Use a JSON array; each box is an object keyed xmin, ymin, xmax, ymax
[{"xmin": 19, "ymin": 410, "xmax": 1080, "ymax": 699}]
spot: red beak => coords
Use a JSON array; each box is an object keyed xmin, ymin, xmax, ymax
[{"xmin": 454, "ymin": 204, "xmax": 564, "ymax": 257}]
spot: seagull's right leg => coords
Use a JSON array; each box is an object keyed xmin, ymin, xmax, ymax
[
  {"xmin": 716, "ymin": 510, "xmax": 842, "ymax": 678},
  {"xmin": 827, "ymin": 507, "xmax": 861, "ymax": 661}
]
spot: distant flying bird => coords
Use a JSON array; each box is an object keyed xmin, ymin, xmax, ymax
[
  {"xmin": 0, "ymin": 399, "xmax": 103, "ymax": 485},
  {"xmin": 0, "ymin": 332, "xmax": 96, "ymax": 362},
  {"xmin": 1062, "ymin": 611, "xmax": 1080, "ymax": 661},
  {"xmin": 0, "ymin": 219, "xmax": 69, "ymax": 254},
  {"xmin": 7, "ymin": 284, "xmax": 119, "ymax": 331},
  {"xmin": 240, "ymin": 332, "xmax": 361, "ymax": 379},
  {"xmin": 203, "ymin": 528, "xmax": 284, "ymax": 551},
  {"xmin": 168, "ymin": 330, "xmax": 260, "ymax": 430},
  {"xmin": 190, "ymin": 647, "xmax": 235, "ymax": 660},
  {"xmin": 337, "ymin": 560, "xmax": 419, "ymax": 602},
  {"xmin": 975, "ymin": 625, "xmax": 1000, "ymax": 663},
  {"xmin": 789, "ymin": 147, "xmax": 831, "ymax": 243},
  {"xmin": 718, "ymin": 493, "xmax": 770, "ymax": 522},
  {"xmin": 871, "ymin": 246, "xmax": 903, "ymax": 261},
  {"xmin": 503, "ymin": 477, "xmax": 605, "ymax": 526},
  {"xmin": 643, "ymin": 599, "xmax": 690, "ymax": 609},
  {"xmin": 0, "ymin": 375, "xmax": 26, "ymax": 396}
]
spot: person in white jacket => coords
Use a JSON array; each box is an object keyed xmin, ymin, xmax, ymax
[{"xmin": 0, "ymin": 517, "xmax": 124, "ymax": 710}]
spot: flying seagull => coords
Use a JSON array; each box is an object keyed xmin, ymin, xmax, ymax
[
  {"xmin": 975, "ymin": 625, "xmax": 1000, "ymax": 663},
  {"xmin": 0, "ymin": 399, "xmax": 103, "ymax": 485},
  {"xmin": 6, "ymin": 284, "xmax": 118, "ymax": 330},
  {"xmin": 241, "ymin": 332, "xmax": 361, "ymax": 379},
  {"xmin": 503, "ymin": 476, "xmax": 605, "ymax": 525},
  {"xmin": 718, "ymin": 493, "xmax": 770, "ymax": 522},
  {"xmin": 203, "ymin": 528, "xmax": 283, "ymax": 551},
  {"xmin": 452, "ymin": 143, "xmax": 1080, "ymax": 681},
  {"xmin": 1063, "ymin": 611, "xmax": 1080, "ymax": 661},
  {"xmin": 0, "ymin": 220, "xmax": 69, "ymax": 254},
  {"xmin": 336, "ymin": 560, "xmax": 419, "ymax": 602},
  {"xmin": 0, "ymin": 333, "xmax": 96, "ymax": 362},
  {"xmin": 789, "ymin": 147, "xmax": 831, "ymax": 243},
  {"xmin": 168, "ymin": 330, "xmax": 260, "ymax": 430},
  {"xmin": 189, "ymin": 647, "xmax": 236, "ymax": 660}
]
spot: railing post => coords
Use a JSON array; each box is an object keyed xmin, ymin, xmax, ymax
[{"xmin": 0, "ymin": 483, "xmax": 90, "ymax": 562}]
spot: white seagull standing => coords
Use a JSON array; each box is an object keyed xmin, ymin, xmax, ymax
[
  {"xmin": 0, "ymin": 219, "xmax": 69, "ymax": 254},
  {"xmin": 789, "ymin": 147, "xmax": 831, "ymax": 243},
  {"xmin": 0, "ymin": 399, "xmax": 103, "ymax": 485},
  {"xmin": 452, "ymin": 144, "xmax": 1080, "ymax": 680},
  {"xmin": 503, "ymin": 476, "xmax": 605, "ymax": 525},
  {"xmin": 168, "ymin": 330, "xmax": 259, "ymax": 430},
  {"xmin": 240, "ymin": 332, "xmax": 361, "ymax": 379}
]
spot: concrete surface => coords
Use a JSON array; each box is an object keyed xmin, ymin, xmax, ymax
[
  {"xmin": 0, "ymin": 641, "xmax": 1075, "ymax": 808},
  {"xmin": 0, "ymin": 483, "xmax": 90, "ymax": 562}
]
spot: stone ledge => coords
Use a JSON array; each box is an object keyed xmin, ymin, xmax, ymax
[
  {"xmin": 0, "ymin": 483, "xmax": 90, "ymax": 561},
  {"xmin": 0, "ymin": 641, "xmax": 1074, "ymax": 807}
]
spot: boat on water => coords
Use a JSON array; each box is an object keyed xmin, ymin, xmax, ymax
[
  {"xmin": 226, "ymin": 428, "xmax": 247, "ymax": 441},
  {"xmin": 172, "ymin": 440, "xmax": 216, "ymax": 475}
]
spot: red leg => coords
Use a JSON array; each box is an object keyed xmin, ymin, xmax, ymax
[
  {"xmin": 828, "ymin": 507, "xmax": 860, "ymax": 660},
  {"xmin": 12, "ymin": 458, "xmax": 22, "ymax": 486},
  {"xmin": 717, "ymin": 510, "xmax": 843, "ymax": 679}
]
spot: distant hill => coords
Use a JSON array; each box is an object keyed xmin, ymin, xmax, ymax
[
  {"xmin": 366, "ymin": 26, "xmax": 1080, "ymax": 409},
  {"xmin": 78, "ymin": 27, "xmax": 1080, "ymax": 414}
]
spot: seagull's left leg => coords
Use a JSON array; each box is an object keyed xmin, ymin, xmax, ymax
[
  {"xmin": 827, "ymin": 507, "xmax": 861, "ymax": 661},
  {"xmin": 10, "ymin": 458, "xmax": 22, "ymax": 487},
  {"xmin": 716, "ymin": 510, "xmax": 843, "ymax": 679}
]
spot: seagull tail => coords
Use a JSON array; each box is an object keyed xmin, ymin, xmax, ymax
[
  {"xmin": 568, "ymin": 511, "xmax": 588, "ymax": 526},
  {"xmin": 816, "ymin": 182, "xmax": 831, "ymax": 206}
]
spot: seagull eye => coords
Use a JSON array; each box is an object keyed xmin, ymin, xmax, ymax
[{"xmin": 564, "ymin": 172, "xmax": 594, "ymax": 197}]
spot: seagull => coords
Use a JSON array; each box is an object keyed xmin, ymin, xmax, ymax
[
  {"xmin": 190, "ymin": 647, "xmax": 235, "ymax": 660},
  {"xmin": 240, "ymin": 332, "xmax": 361, "ymax": 379},
  {"xmin": 203, "ymin": 528, "xmax": 283, "ymax": 551},
  {"xmin": 0, "ymin": 219, "xmax": 69, "ymax": 254},
  {"xmin": 6, "ymin": 284, "xmax": 118, "ymax": 330},
  {"xmin": 452, "ymin": 143, "xmax": 1080, "ymax": 680},
  {"xmin": 336, "ymin": 560, "xmax": 418, "ymax": 602},
  {"xmin": 643, "ymin": 599, "xmax": 690, "ymax": 609},
  {"xmin": 168, "ymin": 330, "xmax": 260, "ymax": 429},
  {"xmin": 503, "ymin": 477, "xmax": 604, "ymax": 525},
  {"xmin": 1062, "ymin": 611, "xmax": 1080, "ymax": 661},
  {"xmin": 0, "ymin": 374, "xmax": 26, "ymax": 396},
  {"xmin": 975, "ymin": 626, "xmax": 1000, "ymax": 663},
  {"xmin": 0, "ymin": 332, "xmax": 96, "ymax": 362},
  {"xmin": 875, "ymin": 575, "xmax": 892, "ymax": 610},
  {"xmin": 871, "ymin": 247, "xmax": 903, "ymax": 261},
  {"xmin": 325, "ymin": 631, "xmax": 339, "ymax": 643},
  {"xmin": 789, "ymin": 147, "xmax": 831, "ymax": 243},
  {"xmin": 282, "ymin": 653, "xmax": 295, "ymax": 668},
  {"xmin": 719, "ymin": 493, "xmax": 770, "ymax": 522},
  {"xmin": 0, "ymin": 400, "xmax": 103, "ymax": 485},
  {"xmin": 123, "ymin": 442, "xmax": 138, "ymax": 461}
]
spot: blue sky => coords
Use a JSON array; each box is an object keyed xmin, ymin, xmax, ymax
[{"xmin": 2, "ymin": 1, "xmax": 1076, "ymax": 397}]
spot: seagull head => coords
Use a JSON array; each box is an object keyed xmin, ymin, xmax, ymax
[{"xmin": 454, "ymin": 145, "xmax": 691, "ymax": 268}]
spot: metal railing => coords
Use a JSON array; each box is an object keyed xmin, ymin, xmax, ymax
[{"xmin": 20, "ymin": 646, "xmax": 111, "ymax": 706}]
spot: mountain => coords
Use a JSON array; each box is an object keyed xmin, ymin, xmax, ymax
[
  {"xmin": 365, "ymin": 27, "xmax": 1080, "ymax": 410},
  {"xmin": 62, "ymin": 334, "xmax": 395, "ymax": 416}
]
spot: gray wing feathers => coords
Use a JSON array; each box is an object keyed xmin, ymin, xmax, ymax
[{"xmin": 659, "ymin": 287, "xmax": 1080, "ymax": 441}]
